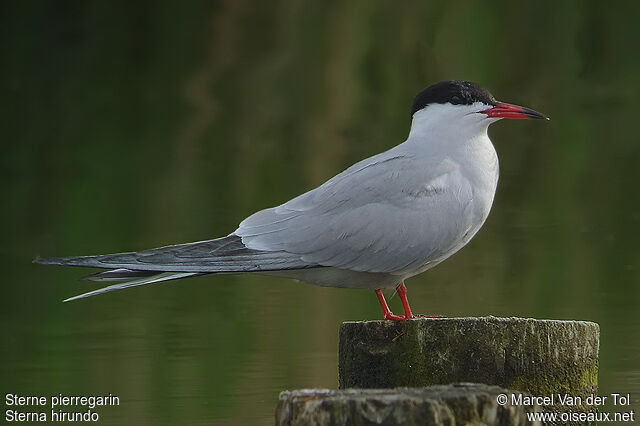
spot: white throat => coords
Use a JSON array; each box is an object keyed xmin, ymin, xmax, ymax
[
  {"xmin": 403, "ymin": 102, "xmax": 500, "ymax": 219},
  {"xmin": 407, "ymin": 102, "xmax": 497, "ymax": 150}
]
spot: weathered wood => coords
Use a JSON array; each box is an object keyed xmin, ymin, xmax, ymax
[
  {"xmin": 339, "ymin": 316, "xmax": 599, "ymax": 416},
  {"xmin": 276, "ymin": 383, "xmax": 540, "ymax": 426}
]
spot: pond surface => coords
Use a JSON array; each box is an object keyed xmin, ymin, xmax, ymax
[{"xmin": 2, "ymin": 2, "xmax": 639, "ymax": 424}]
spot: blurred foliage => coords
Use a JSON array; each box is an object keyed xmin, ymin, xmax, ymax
[{"xmin": 1, "ymin": 1, "xmax": 639, "ymax": 424}]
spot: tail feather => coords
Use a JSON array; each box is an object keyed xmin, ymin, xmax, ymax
[
  {"xmin": 35, "ymin": 234, "xmax": 316, "ymax": 302},
  {"xmin": 64, "ymin": 272, "xmax": 202, "ymax": 302},
  {"xmin": 81, "ymin": 268, "xmax": 158, "ymax": 282}
]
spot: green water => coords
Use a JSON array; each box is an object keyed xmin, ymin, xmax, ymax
[{"xmin": 2, "ymin": 1, "xmax": 639, "ymax": 424}]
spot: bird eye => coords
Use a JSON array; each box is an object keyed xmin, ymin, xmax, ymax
[{"xmin": 451, "ymin": 95, "xmax": 461, "ymax": 104}]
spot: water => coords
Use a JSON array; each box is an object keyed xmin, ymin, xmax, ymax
[{"xmin": 2, "ymin": 2, "xmax": 639, "ymax": 424}]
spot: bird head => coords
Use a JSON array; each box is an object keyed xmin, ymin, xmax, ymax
[{"xmin": 408, "ymin": 81, "xmax": 547, "ymax": 141}]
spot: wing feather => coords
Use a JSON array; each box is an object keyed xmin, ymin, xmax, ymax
[
  {"xmin": 236, "ymin": 151, "xmax": 476, "ymax": 274},
  {"xmin": 35, "ymin": 234, "xmax": 311, "ymax": 273}
]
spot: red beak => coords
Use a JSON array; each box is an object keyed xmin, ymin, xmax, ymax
[{"xmin": 482, "ymin": 102, "xmax": 548, "ymax": 120}]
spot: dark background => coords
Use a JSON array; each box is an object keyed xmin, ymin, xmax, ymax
[{"xmin": 2, "ymin": 1, "xmax": 639, "ymax": 424}]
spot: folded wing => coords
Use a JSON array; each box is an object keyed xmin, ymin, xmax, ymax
[
  {"xmin": 35, "ymin": 235, "xmax": 314, "ymax": 301},
  {"xmin": 236, "ymin": 151, "xmax": 475, "ymax": 275},
  {"xmin": 36, "ymin": 234, "xmax": 310, "ymax": 272}
]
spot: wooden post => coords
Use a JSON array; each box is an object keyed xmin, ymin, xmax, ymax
[
  {"xmin": 277, "ymin": 384, "xmax": 540, "ymax": 426},
  {"xmin": 275, "ymin": 317, "xmax": 600, "ymax": 425},
  {"xmin": 339, "ymin": 316, "xmax": 599, "ymax": 417}
]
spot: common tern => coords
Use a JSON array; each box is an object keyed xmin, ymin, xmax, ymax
[{"xmin": 36, "ymin": 80, "xmax": 547, "ymax": 320}]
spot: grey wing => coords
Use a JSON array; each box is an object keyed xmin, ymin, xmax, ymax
[
  {"xmin": 236, "ymin": 153, "xmax": 475, "ymax": 275},
  {"xmin": 36, "ymin": 234, "xmax": 315, "ymax": 301},
  {"xmin": 36, "ymin": 234, "xmax": 310, "ymax": 273}
]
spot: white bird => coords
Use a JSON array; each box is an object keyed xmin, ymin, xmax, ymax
[{"xmin": 36, "ymin": 81, "xmax": 547, "ymax": 320}]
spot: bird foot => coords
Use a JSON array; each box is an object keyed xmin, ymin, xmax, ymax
[
  {"xmin": 376, "ymin": 286, "xmax": 415, "ymax": 321},
  {"xmin": 383, "ymin": 312, "xmax": 412, "ymax": 321}
]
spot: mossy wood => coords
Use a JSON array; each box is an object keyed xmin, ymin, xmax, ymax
[
  {"xmin": 276, "ymin": 384, "xmax": 539, "ymax": 426},
  {"xmin": 339, "ymin": 316, "xmax": 599, "ymax": 413}
]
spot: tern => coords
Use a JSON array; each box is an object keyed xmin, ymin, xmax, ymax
[{"xmin": 35, "ymin": 81, "xmax": 547, "ymax": 320}]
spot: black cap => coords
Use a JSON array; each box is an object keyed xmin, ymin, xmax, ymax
[{"xmin": 411, "ymin": 81, "xmax": 497, "ymax": 116}]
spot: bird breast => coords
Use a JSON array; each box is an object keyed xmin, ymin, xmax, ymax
[{"xmin": 404, "ymin": 134, "xmax": 500, "ymax": 277}]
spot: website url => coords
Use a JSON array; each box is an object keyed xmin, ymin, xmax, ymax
[{"xmin": 526, "ymin": 410, "xmax": 636, "ymax": 423}]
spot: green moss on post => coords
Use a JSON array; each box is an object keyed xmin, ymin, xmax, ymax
[{"xmin": 339, "ymin": 316, "xmax": 599, "ymax": 415}]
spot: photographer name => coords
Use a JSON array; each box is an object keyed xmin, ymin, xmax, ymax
[{"xmin": 512, "ymin": 392, "xmax": 631, "ymax": 407}]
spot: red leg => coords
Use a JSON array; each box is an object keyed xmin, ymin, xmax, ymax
[
  {"xmin": 396, "ymin": 282, "xmax": 414, "ymax": 319},
  {"xmin": 375, "ymin": 289, "xmax": 405, "ymax": 321}
]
